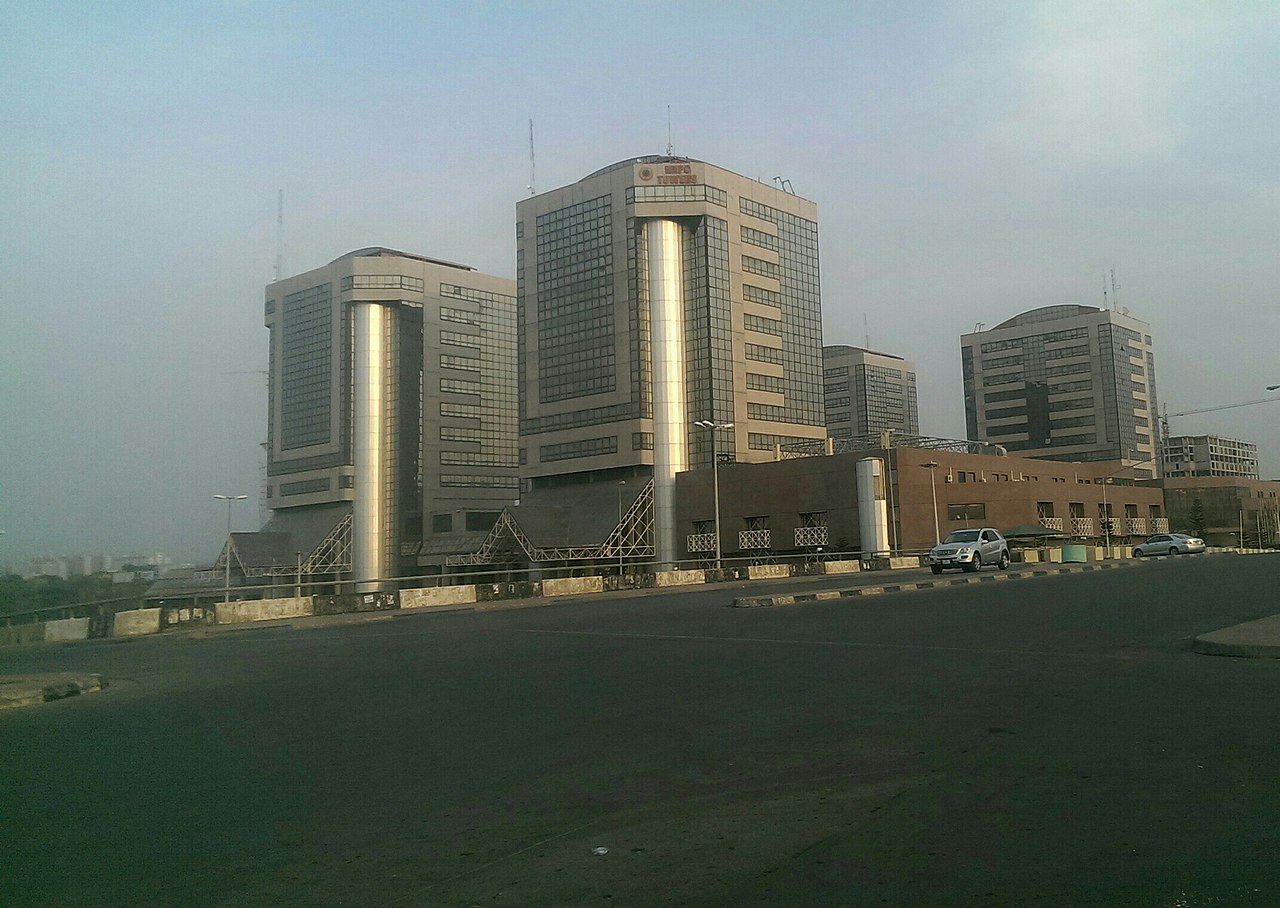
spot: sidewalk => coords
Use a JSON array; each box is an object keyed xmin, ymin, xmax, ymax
[
  {"xmin": 0, "ymin": 673, "xmax": 107, "ymax": 711},
  {"xmin": 1193, "ymin": 613, "xmax": 1280, "ymax": 659}
]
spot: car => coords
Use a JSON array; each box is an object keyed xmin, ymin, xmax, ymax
[
  {"xmin": 928, "ymin": 528, "xmax": 1010, "ymax": 574},
  {"xmin": 1133, "ymin": 532, "xmax": 1206, "ymax": 556}
]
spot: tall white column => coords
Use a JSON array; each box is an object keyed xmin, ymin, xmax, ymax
[
  {"xmin": 353, "ymin": 302, "xmax": 391, "ymax": 591},
  {"xmin": 856, "ymin": 457, "xmax": 890, "ymax": 557},
  {"xmin": 647, "ymin": 219, "xmax": 687, "ymax": 569}
]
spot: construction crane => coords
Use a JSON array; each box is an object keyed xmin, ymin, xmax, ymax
[{"xmin": 1161, "ymin": 395, "xmax": 1280, "ymax": 441}]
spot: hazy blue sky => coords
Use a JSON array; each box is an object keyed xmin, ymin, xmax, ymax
[{"xmin": 2, "ymin": 1, "xmax": 1278, "ymax": 568}]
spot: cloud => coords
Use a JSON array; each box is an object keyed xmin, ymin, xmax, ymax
[{"xmin": 989, "ymin": 1, "xmax": 1234, "ymax": 168}]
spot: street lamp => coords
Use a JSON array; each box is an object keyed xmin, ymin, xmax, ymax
[
  {"xmin": 617, "ymin": 480, "xmax": 626, "ymax": 576},
  {"xmin": 694, "ymin": 420, "xmax": 734, "ymax": 570},
  {"xmin": 921, "ymin": 462, "xmax": 941, "ymax": 545},
  {"xmin": 214, "ymin": 494, "xmax": 247, "ymax": 603}
]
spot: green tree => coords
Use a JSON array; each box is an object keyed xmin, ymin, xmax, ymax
[{"xmin": 1189, "ymin": 498, "xmax": 1208, "ymax": 539}]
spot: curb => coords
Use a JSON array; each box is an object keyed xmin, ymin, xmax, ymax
[
  {"xmin": 1191, "ymin": 612, "xmax": 1280, "ymax": 659},
  {"xmin": 0, "ymin": 674, "xmax": 108, "ymax": 711},
  {"xmin": 731, "ymin": 559, "xmax": 1146, "ymax": 608}
]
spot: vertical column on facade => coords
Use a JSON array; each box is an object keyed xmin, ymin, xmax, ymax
[
  {"xmin": 352, "ymin": 302, "xmax": 397, "ymax": 591},
  {"xmin": 646, "ymin": 219, "xmax": 688, "ymax": 569}
]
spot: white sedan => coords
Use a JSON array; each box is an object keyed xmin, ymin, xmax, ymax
[{"xmin": 1133, "ymin": 533, "xmax": 1206, "ymax": 556}]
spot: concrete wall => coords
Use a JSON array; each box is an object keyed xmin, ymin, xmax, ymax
[
  {"xmin": 654, "ymin": 569, "xmax": 706, "ymax": 587},
  {"xmin": 400, "ymin": 585, "xmax": 478, "ymax": 609},
  {"xmin": 214, "ymin": 597, "xmax": 313, "ymax": 625},
  {"xmin": 541, "ymin": 576, "xmax": 605, "ymax": 597},
  {"xmin": 112, "ymin": 608, "xmax": 162, "ymax": 637},
  {"xmin": 45, "ymin": 618, "xmax": 90, "ymax": 642}
]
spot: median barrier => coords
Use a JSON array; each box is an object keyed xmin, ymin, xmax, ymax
[
  {"xmin": 112, "ymin": 608, "xmax": 162, "ymax": 637},
  {"xmin": 215, "ymin": 597, "xmax": 313, "ymax": 625},
  {"xmin": 820, "ymin": 560, "xmax": 860, "ymax": 574},
  {"xmin": 0, "ymin": 623, "xmax": 47, "ymax": 646},
  {"xmin": 889, "ymin": 556, "xmax": 922, "ymax": 570},
  {"xmin": 400, "ymin": 585, "xmax": 477, "ymax": 609},
  {"xmin": 654, "ymin": 569, "xmax": 706, "ymax": 587},
  {"xmin": 746, "ymin": 564, "xmax": 790, "ymax": 580},
  {"xmin": 541, "ymin": 576, "xmax": 605, "ymax": 597},
  {"xmin": 44, "ymin": 618, "xmax": 90, "ymax": 642}
]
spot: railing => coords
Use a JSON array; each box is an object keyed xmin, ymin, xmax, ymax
[
  {"xmin": 794, "ymin": 526, "xmax": 829, "ymax": 547},
  {"xmin": 1072, "ymin": 517, "xmax": 1094, "ymax": 536},
  {"xmin": 1039, "ymin": 517, "xmax": 1064, "ymax": 532},
  {"xmin": 739, "ymin": 529, "xmax": 772, "ymax": 550},
  {"xmin": 686, "ymin": 533, "xmax": 716, "ymax": 553},
  {"xmin": 1127, "ymin": 518, "xmax": 1148, "ymax": 535},
  {"xmin": 1151, "ymin": 518, "xmax": 1170, "ymax": 533}
]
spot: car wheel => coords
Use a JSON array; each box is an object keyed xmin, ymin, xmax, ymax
[
  {"xmin": 964, "ymin": 554, "xmax": 981, "ymax": 573},
  {"xmin": 1168, "ymin": 546, "xmax": 1178, "ymax": 556},
  {"xmin": 930, "ymin": 565, "xmax": 943, "ymax": 575},
  {"xmin": 998, "ymin": 550, "xmax": 1010, "ymax": 570}
]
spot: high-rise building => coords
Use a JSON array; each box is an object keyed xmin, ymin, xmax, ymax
[
  {"xmin": 961, "ymin": 305, "xmax": 1161, "ymax": 476},
  {"xmin": 515, "ymin": 155, "xmax": 826, "ymax": 564},
  {"xmin": 264, "ymin": 248, "xmax": 518, "ymax": 587},
  {"xmin": 1163, "ymin": 434, "xmax": 1259, "ymax": 479},
  {"xmin": 822, "ymin": 345, "xmax": 918, "ymax": 439}
]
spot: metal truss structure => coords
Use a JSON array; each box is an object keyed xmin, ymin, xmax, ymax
[
  {"xmin": 779, "ymin": 433, "xmax": 1010, "ymax": 460},
  {"xmin": 447, "ymin": 480, "xmax": 656, "ymax": 567},
  {"xmin": 206, "ymin": 512, "xmax": 353, "ymax": 581}
]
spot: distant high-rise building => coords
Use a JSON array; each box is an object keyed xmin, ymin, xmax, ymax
[
  {"xmin": 961, "ymin": 305, "xmax": 1161, "ymax": 476},
  {"xmin": 822, "ymin": 345, "xmax": 918, "ymax": 439},
  {"xmin": 1163, "ymin": 434, "xmax": 1258, "ymax": 479},
  {"xmin": 264, "ymin": 248, "xmax": 518, "ymax": 586},
  {"xmin": 515, "ymin": 155, "xmax": 826, "ymax": 564}
]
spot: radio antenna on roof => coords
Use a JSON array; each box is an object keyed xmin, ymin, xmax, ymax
[
  {"xmin": 666, "ymin": 105, "xmax": 672, "ymax": 156},
  {"xmin": 527, "ymin": 119, "xmax": 536, "ymax": 196}
]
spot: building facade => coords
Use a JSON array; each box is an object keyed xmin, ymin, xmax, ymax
[
  {"xmin": 822, "ymin": 345, "xmax": 919, "ymax": 439},
  {"xmin": 1162, "ymin": 477, "xmax": 1280, "ymax": 546},
  {"xmin": 961, "ymin": 305, "xmax": 1162, "ymax": 476},
  {"xmin": 1162, "ymin": 434, "xmax": 1259, "ymax": 479},
  {"xmin": 264, "ymin": 248, "xmax": 518, "ymax": 586},
  {"xmin": 515, "ymin": 156, "xmax": 826, "ymax": 564}
]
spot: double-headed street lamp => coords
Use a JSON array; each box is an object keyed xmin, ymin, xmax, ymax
[
  {"xmin": 214, "ymin": 494, "xmax": 247, "ymax": 603},
  {"xmin": 694, "ymin": 420, "xmax": 734, "ymax": 570},
  {"xmin": 617, "ymin": 480, "xmax": 627, "ymax": 575},
  {"xmin": 921, "ymin": 461, "xmax": 941, "ymax": 545}
]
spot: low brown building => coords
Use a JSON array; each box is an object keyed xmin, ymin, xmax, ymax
[
  {"xmin": 674, "ymin": 442, "xmax": 1168, "ymax": 559},
  {"xmin": 1159, "ymin": 477, "xmax": 1280, "ymax": 546}
]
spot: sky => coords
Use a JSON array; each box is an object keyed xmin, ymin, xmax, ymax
[{"xmin": 2, "ymin": 0, "xmax": 1278, "ymax": 569}]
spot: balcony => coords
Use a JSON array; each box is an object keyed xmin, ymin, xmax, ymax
[
  {"xmin": 1151, "ymin": 517, "xmax": 1170, "ymax": 533},
  {"xmin": 1039, "ymin": 516, "xmax": 1064, "ymax": 532},
  {"xmin": 794, "ymin": 526, "xmax": 829, "ymax": 548},
  {"xmin": 686, "ymin": 533, "xmax": 716, "ymax": 554},
  {"xmin": 1071, "ymin": 517, "xmax": 1094, "ymax": 536},
  {"xmin": 739, "ymin": 529, "xmax": 772, "ymax": 550},
  {"xmin": 1127, "ymin": 517, "xmax": 1148, "ymax": 535}
]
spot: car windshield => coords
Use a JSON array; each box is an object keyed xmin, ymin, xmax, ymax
[{"xmin": 944, "ymin": 530, "xmax": 981, "ymax": 543}]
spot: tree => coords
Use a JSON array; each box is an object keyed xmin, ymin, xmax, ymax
[{"xmin": 1189, "ymin": 498, "xmax": 1208, "ymax": 539}]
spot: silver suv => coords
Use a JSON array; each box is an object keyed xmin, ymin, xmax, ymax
[{"xmin": 928, "ymin": 528, "xmax": 1010, "ymax": 574}]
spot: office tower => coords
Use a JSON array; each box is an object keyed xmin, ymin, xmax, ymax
[
  {"xmin": 264, "ymin": 248, "xmax": 518, "ymax": 587},
  {"xmin": 515, "ymin": 156, "xmax": 826, "ymax": 564},
  {"xmin": 960, "ymin": 305, "xmax": 1161, "ymax": 476},
  {"xmin": 1163, "ymin": 434, "xmax": 1259, "ymax": 479},
  {"xmin": 822, "ymin": 345, "xmax": 919, "ymax": 439}
]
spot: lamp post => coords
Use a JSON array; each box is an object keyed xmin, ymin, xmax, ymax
[
  {"xmin": 214, "ymin": 494, "xmax": 247, "ymax": 603},
  {"xmin": 922, "ymin": 461, "xmax": 940, "ymax": 545},
  {"xmin": 617, "ymin": 480, "xmax": 626, "ymax": 575},
  {"xmin": 694, "ymin": 420, "xmax": 734, "ymax": 570}
]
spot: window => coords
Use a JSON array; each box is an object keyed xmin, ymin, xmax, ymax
[
  {"xmin": 947, "ymin": 503, "xmax": 986, "ymax": 521},
  {"xmin": 431, "ymin": 514, "xmax": 453, "ymax": 534}
]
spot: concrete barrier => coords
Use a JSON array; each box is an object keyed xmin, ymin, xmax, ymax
[
  {"xmin": 214, "ymin": 597, "xmax": 313, "ymax": 625},
  {"xmin": 0, "ymin": 623, "xmax": 47, "ymax": 647},
  {"xmin": 888, "ymin": 556, "xmax": 922, "ymax": 570},
  {"xmin": 747, "ymin": 564, "xmax": 791, "ymax": 580},
  {"xmin": 541, "ymin": 576, "xmax": 605, "ymax": 597},
  {"xmin": 820, "ymin": 560, "xmax": 861, "ymax": 575},
  {"xmin": 44, "ymin": 618, "xmax": 90, "ymax": 642},
  {"xmin": 654, "ymin": 569, "xmax": 706, "ymax": 587},
  {"xmin": 112, "ymin": 608, "xmax": 162, "ymax": 637},
  {"xmin": 400, "ymin": 585, "xmax": 477, "ymax": 609}
]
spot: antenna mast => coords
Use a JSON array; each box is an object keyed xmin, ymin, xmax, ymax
[
  {"xmin": 274, "ymin": 189, "xmax": 283, "ymax": 281},
  {"xmin": 666, "ymin": 105, "xmax": 672, "ymax": 156},
  {"xmin": 528, "ymin": 119, "xmax": 536, "ymax": 196},
  {"xmin": 1110, "ymin": 266, "xmax": 1120, "ymax": 311},
  {"xmin": 864, "ymin": 313, "xmax": 870, "ymax": 349}
]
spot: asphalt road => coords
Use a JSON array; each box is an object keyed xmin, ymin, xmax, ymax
[{"xmin": 2, "ymin": 554, "xmax": 1278, "ymax": 907}]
